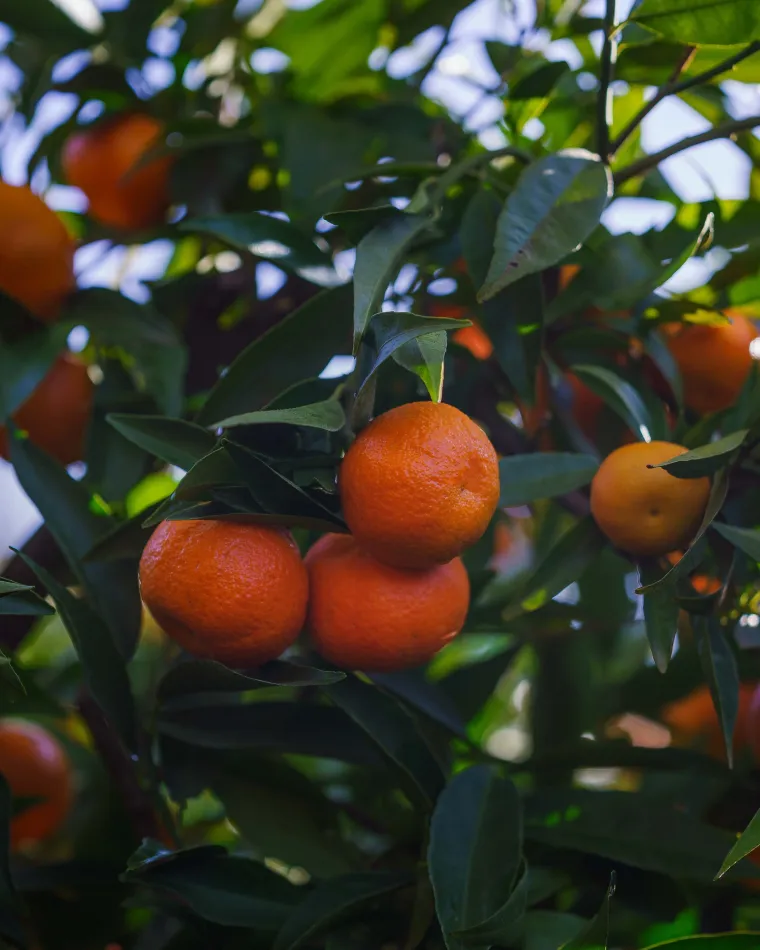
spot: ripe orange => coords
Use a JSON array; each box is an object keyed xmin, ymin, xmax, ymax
[
  {"xmin": 0, "ymin": 182, "xmax": 75, "ymax": 322},
  {"xmin": 664, "ymin": 683, "xmax": 757, "ymax": 760},
  {"xmin": 0, "ymin": 719, "xmax": 74, "ymax": 852},
  {"xmin": 305, "ymin": 534, "xmax": 469, "ymax": 671},
  {"xmin": 665, "ymin": 312, "xmax": 757, "ymax": 414},
  {"xmin": 339, "ymin": 401, "xmax": 500, "ymax": 569},
  {"xmin": 430, "ymin": 302, "xmax": 493, "ymax": 360},
  {"xmin": 0, "ymin": 353, "xmax": 93, "ymax": 465},
  {"xmin": 63, "ymin": 113, "xmax": 173, "ymax": 231},
  {"xmin": 590, "ymin": 441, "xmax": 710, "ymax": 557},
  {"xmin": 139, "ymin": 519, "xmax": 308, "ymax": 668}
]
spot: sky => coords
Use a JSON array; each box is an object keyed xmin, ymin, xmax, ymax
[{"xmin": 1, "ymin": 0, "xmax": 759, "ymax": 556}]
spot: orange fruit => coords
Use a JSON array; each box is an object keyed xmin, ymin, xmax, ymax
[
  {"xmin": 0, "ymin": 353, "xmax": 93, "ymax": 465},
  {"xmin": 0, "ymin": 719, "xmax": 74, "ymax": 852},
  {"xmin": 665, "ymin": 311, "xmax": 757, "ymax": 414},
  {"xmin": 590, "ymin": 441, "xmax": 710, "ymax": 557},
  {"xmin": 305, "ymin": 534, "xmax": 469, "ymax": 671},
  {"xmin": 0, "ymin": 182, "xmax": 75, "ymax": 322},
  {"xmin": 139, "ymin": 519, "xmax": 309, "ymax": 668},
  {"xmin": 430, "ymin": 302, "xmax": 493, "ymax": 360},
  {"xmin": 63, "ymin": 113, "xmax": 173, "ymax": 231},
  {"xmin": 339, "ymin": 401, "xmax": 500, "ymax": 569},
  {"xmin": 664, "ymin": 683, "xmax": 757, "ymax": 760}
]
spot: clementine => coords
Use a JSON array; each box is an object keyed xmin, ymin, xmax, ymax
[
  {"xmin": 0, "ymin": 353, "xmax": 93, "ymax": 465},
  {"xmin": 590, "ymin": 441, "xmax": 710, "ymax": 557},
  {"xmin": 339, "ymin": 401, "xmax": 500, "ymax": 569},
  {"xmin": 0, "ymin": 182, "xmax": 74, "ymax": 322},
  {"xmin": 665, "ymin": 311, "xmax": 757, "ymax": 414},
  {"xmin": 139, "ymin": 519, "xmax": 308, "ymax": 668},
  {"xmin": 0, "ymin": 719, "xmax": 73, "ymax": 852},
  {"xmin": 63, "ymin": 113, "xmax": 173, "ymax": 231},
  {"xmin": 430, "ymin": 302, "xmax": 493, "ymax": 360},
  {"xmin": 305, "ymin": 534, "xmax": 469, "ymax": 671}
]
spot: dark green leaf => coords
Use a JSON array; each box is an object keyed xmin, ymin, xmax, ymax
[
  {"xmin": 455, "ymin": 863, "xmax": 528, "ymax": 947},
  {"xmin": 196, "ymin": 285, "xmax": 352, "ymax": 426},
  {"xmin": 429, "ymin": 766, "xmax": 522, "ymax": 947},
  {"xmin": 159, "ymin": 659, "xmax": 344, "ymax": 702},
  {"xmin": 639, "ymin": 559, "xmax": 680, "ymax": 673},
  {"xmin": 0, "ymin": 579, "xmax": 32, "ymax": 597},
  {"xmin": 0, "ymin": 322, "xmax": 69, "ymax": 419},
  {"xmin": 560, "ymin": 876, "xmax": 614, "ymax": 950},
  {"xmin": 522, "ymin": 910, "xmax": 585, "ymax": 950},
  {"xmin": 353, "ymin": 212, "xmax": 434, "ymax": 353},
  {"xmin": 392, "ymin": 332, "xmax": 447, "ymax": 402},
  {"xmin": 510, "ymin": 61, "xmax": 570, "ymax": 100},
  {"xmin": 274, "ymin": 872, "xmax": 413, "ymax": 950},
  {"xmin": 180, "ymin": 214, "xmax": 341, "ymax": 285},
  {"xmin": 652, "ymin": 430, "xmax": 748, "ymax": 478},
  {"xmin": 327, "ymin": 675, "xmax": 445, "ymax": 808},
  {"xmin": 0, "ymin": 776, "xmax": 24, "ymax": 947},
  {"xmin": 479, "ymin": 151, "xmax": 612, "ymax": 301},
  {"xmin": 16, "ymin": 552, "xmax": 135, "ymax": 748},
  {"xmin": 215, "ymin": 399, "xmax": 345, "ymax": 432},
  {"xmin": 712, "ymin": 521, "xmax": 760, "ymax": 561},
  {"xmin": 694, "ymin": 615, "xmax": 739, "ymax": 768},
  {"xmin": 717, "ymin": 803, "xmax": 760, "ymax": 878},
  {"xmin": 570, "ymin": 365, "xmax": 651, "ymax": 440},
  {"xmin": 631, "ymin": 0, "xmax": 760, "ymax": 46},
  {"xmin": 641, "ymin": 936, "xmax": 760, "ymax": 949},
  {"xmin": 0, "ymin": 0, "xmax": 95, "ymax": 45},
  {"xmin": 0, "ymin": 588, "xmax": 55, "ymax": 616},
  {"xmin": 498, "ymin": 453, "xmax": 598, "ymax": 507},
  {"xmin": 370, "ymin": 671, "xmax": 467, "ymax": 737},
  {"xmin": 107, "ymin": 415, "xmax": 217, "ymax": 470}
]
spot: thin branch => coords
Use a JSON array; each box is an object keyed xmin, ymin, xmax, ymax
[
  {"xmin": 613, "ymin": 114, "xmax": 760, "ymax": 187},
  {"xmin": 609, "ymin": 41, "xmax": 760, "ymax": 157},
  {"xmin": 609, "ymin": 45, "xmax": 695, "ymax": 157},
  {"xmin": 597, "ymin": 0, "xmax": 617, "ymax": 160}
]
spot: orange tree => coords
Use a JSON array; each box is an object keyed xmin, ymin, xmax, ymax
[{"xmin": 3, "ymin": 0, "xmax": 760, "ymax": 948}]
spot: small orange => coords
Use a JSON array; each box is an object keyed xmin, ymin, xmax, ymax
[
  {"xmin": 590, "ymin": 441, "xmax": 710, "ymax": 557},
  {"xmin": 339, "ymin": 401, "xmax": 500, "ymax": 569},
  {"xmin": 139, "ymin": 519, "xmax": 309, "ymax": 668},
  {"xmin": 0, "ymin": 353, "xmax": 93, "ymax": 465},
  {"xmin": 0, "ymin": 182, "xmax": 75, "ymax": 321},
  {"xmin": 430, "ymin": 302, "xmax": 493, "ymax": 360},
  {"xmin": 305, "ymin": 534, "xmax": 469, "ymax": 671},
  {"xmin": 63, "ymin": 113, "xmax": 173, "ymax": 231},
  {"xmin": 665, "ymin": 311, "xmax": 757, "ymax": 414},
  {"xmin": 0, "ymin": 719, "xmax": 74, "ymax": 852}
]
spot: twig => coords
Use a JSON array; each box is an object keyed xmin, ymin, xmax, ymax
[
  {"xmin": 597, "ymin": 0, "xmax": 617, "ymax": 160},
  {"xmin": 609, "ymin": 42, "xmax": 760, "ymax": 156},
  {"xmin": 613, "ymin": 114, "xmax": 760, "ymax": 187},
  {"xmin": 608, "ymin": 45, "xmax": 695, "ymax": 157}
]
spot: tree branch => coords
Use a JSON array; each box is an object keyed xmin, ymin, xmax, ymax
[
  {"xmin": 597, "ymin": 0, "xmax": 617, "ymax": 160},
  {"xmin": 609, "ymin": 41, "xmax": 760, "ymax": 157},
  {"xmin": 613, "ymin": 114, "xmax": 760, "ymax": 187}
]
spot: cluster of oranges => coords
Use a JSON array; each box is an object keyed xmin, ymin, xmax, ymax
[
  {"xmin": 139, "ymin": 401, "xmax": 500, "ymax": 672},
  {"xmin": 0, "ymin": 113, "xmax": 172, "ymax": 467}
]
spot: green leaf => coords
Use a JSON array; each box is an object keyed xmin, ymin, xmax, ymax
[
  {"xmin": 454, "ymin": 863, "xmax": 528, "ymax": 947},
  {"xmin": 326, "ymin": 675, "xmax": 445, "ymax": 808},
  {"xmin": 639, "ymin": 559, "xmax": 680, "ymax": 673},
  {"xmin": 428, "ymin": 766, "xmax": 522, "ymax": 948},
  {"xmin": 16, "ymin": 551, "xmax": 135, "ymax": 748},
  {"xmin": 524, "ymin": 789, "xmax": 735, "ymax": 881},
  {"xmin": 514, "ymin": 517, "xmax": 606, "ymax": 614},
  {"xmin": 560, "ymin": 877, "xmax": 614, "ymax": 950},
  {"xmin": 712, "ymin": 521, "xmax": 760, "ymax": 561},
  {"xmin": 478, "ymin": 150, "xmax": 612, "ymax": 302},
  {"xmin": 352, "ymin": 212, "xmax": 435, "ymax": 353},
  {"xmin": 179, "ymin": 214, "xmax": 341, "ymax": 286},
  {"xmin": 215, "ymin": 399, "xmax": 346, "ymax": 432},
  {"xmin": 0, "ymin": 0, "xmax": 96, "ymax": 45},
  {"xmin": 107, "ymin": 415, "xmax": 217, "ymax": 470},
  {"xmin": 371, "ymin": 670, "xmax": 467, "ymax": 737},
  {"xmin": 8, "ymin": 434, "xmax": 141, "ymax": 659},
  {"xmin": 0, "ymin": 323, "xmax": 69, "ymax": 419},
  {"xmin": 159, "ymin": 659, "xmax": 344, "ymax": 703},
  {"xmin": 652, "ymin": 430, "xmax": 748, "ymax": 478},
  {"xmin": 123, "ymin": 847, "xmax": 298, "ymax": 930},
  {"xmin": 392, "ymin": 332, "xmax": 447, "ymax": 402},
  {"xmin": 0, "ymin": 579, "xmax": 32, "ymax": 597},
  {"xmin": 523, "ymin": 911, "xmax": 585, "ymax": 950},
  {"xmin": 0, "ymin": 776, "xmax": 24, "ymax": 947},
  {"xmin": 196, "ymin": 285, "xmax": 352, "ymax": 426},
  {"xmin": 631, "ymin": 0, "xmax": 760, "ymax": 46},
  {"xmin": 641, "ymin": 936, "xmax": 760, "ymax": 949},
  {"xmin": 498, "ymin": 453, "xmax": 598, "ymax": 507},
  {"xmin": 570, "ymin": 365, "xmax": 652, "ymax": 440},
  {"xmin": 274, "ymin": 872, "xmax": 413, "ymax": 950},
  {"xmin": 0, "ymin": 587, "xmax": 55, "ymax": 616},
  {"xmin": 717, "ymin": 803, "xmax": 760, "ymax": 878},
  {"xmin": 694, "ymin": 615, "xmax": 739, "ymax": 768}
]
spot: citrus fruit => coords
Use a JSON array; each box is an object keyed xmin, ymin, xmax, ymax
[
  {"xmin": 0, "ymin": 182, "xmax": 75, "ymax": 321},
  {"xmin": 339, "ymin": 401, "xmax": 500, "ymax": 569},
  {"xmin": 430, "ymin": 302, "xmax": 493, "ymax": 360},
  {"xmin": 0, "ymin": 719, "xmax": 74, "ymax": 852},
  {"xmin": 590, "ymin": 441, "xmax": 710, "ymax": 557},
  {"xmin": 63, "ymin": 113, "xmax": 173, "ymax": 231},
  {"xmin": 305, "ymin": 534, "xmax": 469, "ymax": 671},
  {"xmin": 664, "ymin": 683, "xmax": 756, "ymax": 760},
  {"xmin": 665, "ymin": 312, "xmax": 757, "ymax": 414},
  {"xmin": 0, "ymin": 353, "xmax": 93, "ymax": 465},
  {"xmin": 139, "ymin": 519, "xmax": 308, "ymax": 668}
]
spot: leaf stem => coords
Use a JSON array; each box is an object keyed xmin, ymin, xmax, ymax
[
  {"xmin": 597, "ymin": 0, "xmax": 617, "ymax": 160},
  {"xmin": 613, "ymin": 114, "xmax": 760, "ymax": 186},
  {"xmin": 609, "ymin": 41, "xmax": 760, "ymax": 157}
]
